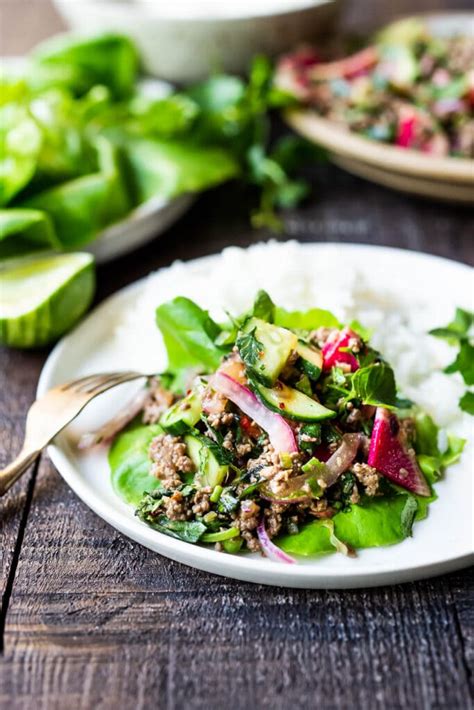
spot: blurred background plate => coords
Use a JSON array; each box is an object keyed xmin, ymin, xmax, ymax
[
  {"xmin": 52, "ymin": 0, "xmax": 342, "ymax": 82},
  {"xmin": 284, "ymin": 12, "xmax": 474, "ymax": 203}
]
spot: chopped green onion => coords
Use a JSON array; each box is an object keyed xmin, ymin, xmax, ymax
[
  {"xmin": 201, "ymin": 527, "xmax": 240, "ymax": 543},
  {"xmin": 210, "ymin": 485, "xmax": 223, "ymax": 503}
]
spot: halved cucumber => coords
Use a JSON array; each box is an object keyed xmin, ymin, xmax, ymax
[
  {"xmin": 295, "ymin": 341, "xmax": 323, "ymax": 380},
  {"xmin": 160, "ymin": 391, "xmax": 202, "ymax": 435},
  {"xmin": 238, "ymin": 316, "xmax": 297, "ymax": 386},
  {"xmin": 185, "ymin": 434, "xmax": 229, "ymax": 488},
  {"xmin": 250, "ymin": 378, "xmax": 336, "ymax": 422}
]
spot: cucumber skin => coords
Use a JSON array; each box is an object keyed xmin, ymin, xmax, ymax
[
  {"xmin": 160, "ymin": 393, "xmax": 202, "ymax": 435},
  {"xmin": 249, "ymin": 377, "xmax": 336, "ymax": 423},
  {"xmin": 300, "ymin": 359, "xmax": 322, "ymax": 381},
  {"xmin": 0, "ymin": 259, "xmax": 95, "ymax": 348}
]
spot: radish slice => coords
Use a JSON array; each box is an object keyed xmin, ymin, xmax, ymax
[
  {"xmin": 212, "ymin": 371, "xmax": 298, "ymax": 454},
  {"xmin": 323, "ymin": 433, "xmax": 361, "ymax": 487},
  {"xmin": 322, "ymin": 327, "xmax": 360, "ymax": 372},
  {"xmin": 78, "ymin": 387, "xmax": 151, "ymax": 449},
  {"xmin": 257, "ymin": 520, "xmax": 296, "ymax": 564}
]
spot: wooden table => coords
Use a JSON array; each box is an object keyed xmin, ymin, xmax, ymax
[{"xmin": 1, "ymin": 1, "xmax": 473, "ymax": 707}]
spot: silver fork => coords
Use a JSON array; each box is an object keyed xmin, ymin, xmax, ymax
[{"xmin": 0, "ymin": 371, "xmax": 149, "ymax": 496}]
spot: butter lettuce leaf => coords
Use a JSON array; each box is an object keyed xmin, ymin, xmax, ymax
[
  {"xmin": 109, "ymin": 420, "xmax": 163, "ymax": 506},
  {"xmin": 277, "ymin": 493, "xmax": 433, "ymax": 557},
  {"xmin": 0, "ymin": 209, "xmax": 58, "ymax": 259}
]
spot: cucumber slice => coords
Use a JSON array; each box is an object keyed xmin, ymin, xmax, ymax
[
  {"xmin": 185, "ymin": 434, "xmax": 229, "ymax": 488},
  {"xmin": 250, "ymin": 378, "xmax": 336, "ymax": 422},
  {"xmin": 0, "ymin": 252, "xmax": 95, "ymax": 348},
  {"xmin": 238, "ymin": 316, "xmax": 297, "ymax": 386},
  {"xmin": 160, "ymin": 391, "xmax": 202, "ymax": 435},
  {"xmin": 295, "ymin": 341, "xmax": 323, "ymax": 380}
]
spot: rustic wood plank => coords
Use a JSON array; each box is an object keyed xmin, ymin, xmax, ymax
[
  {"xmin": 0, "ymin": 348, "xmax": 44, "ymax": 628},
  {"xmin": 1, "ymin": 458, "xmax": 472, "ymax": 709}
]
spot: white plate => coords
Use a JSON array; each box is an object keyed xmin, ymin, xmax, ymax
[
  {"xmin": 2, "ymin": 57, "xmax": 194, "ymax": 263},
  {"xmin": 37, "ymin": 244, "xmax": 474, "ymax": 588}
]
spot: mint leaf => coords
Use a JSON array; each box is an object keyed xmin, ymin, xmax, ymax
[
  {"xmin": 349, "ymin": 363, "xmax": 397, "ymax": 407},
  {"xmin": 429, "ymin": 307, "xmax": 473, "ymax": 343},
  {"xmin": 251, "ymin": 289, "xmax": 275, "ymax": 322},
  {"xmin": 400, "ymin": 495, "xmax": 418, "ymax": 537}
]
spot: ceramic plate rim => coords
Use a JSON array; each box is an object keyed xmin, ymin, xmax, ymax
[{"xmin": 37, "ymin": 243, "xmax": 474, "ymax": 588}]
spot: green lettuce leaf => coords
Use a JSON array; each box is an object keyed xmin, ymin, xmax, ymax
[
  {"xmin": 33, "ymin": 33, "xmax": 139, "ymax": 98},
  {"xmin": 21, "ymin": 137, "xmax": 129, "ymax": 248},
  {"xmin": 108, "ymin": 420, "xmax": 163, "ymax": 506},
  {"xmin": 273, "ymin": 306, "xmax": 340, "ymax": 330},
  {"xmin": 0, "ymin": 103, "xmax": 42, "ymax": 205},
  {"xmin": 414, "ymin": 412, "xmax": 466, "ymax": 483},
  {"xmin": 116, "ymin": 133, "xmax": 239, "ymax": 203},
  {"xmin": 277, "ymin": 493, "xmax": 432, "ymax": 556}
]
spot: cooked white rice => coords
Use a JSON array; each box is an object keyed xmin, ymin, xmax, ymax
[{"xmin": 116, "ymin": 241, "xmax": 471, "ymax": 436}]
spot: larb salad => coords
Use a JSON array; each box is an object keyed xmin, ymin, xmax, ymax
[
  {"xmin": 89, "ymin": 291, "xmax": 466, "ymax": 562},
  {"xmin": 276, "ymin": 18, "xmax": 474, "ymax": 158}
]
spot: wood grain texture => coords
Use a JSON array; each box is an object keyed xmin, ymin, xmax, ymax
[
  {"xmin": 1, "ymin": 460, "xmax": 473, "ymax": 710},
  {"xmin": 1, "ymin": 0, "xmax": 473, "ymax": 707}
]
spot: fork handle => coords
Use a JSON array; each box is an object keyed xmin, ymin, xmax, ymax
[{"xmin": 0, "ymin": 448, "xmax": 40, "ymax": 496}]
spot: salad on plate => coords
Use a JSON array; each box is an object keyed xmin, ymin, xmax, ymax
[
  {"xmin": 276, "ymin": 17, "xmax": 474, "ymax": 158},
  {"xmin": 81, "ymin": 290, "xmax": 467, "ymax": 563}
]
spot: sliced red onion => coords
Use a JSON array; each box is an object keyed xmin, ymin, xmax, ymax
[
  {"xmin": 257, "ymin": 520, "xmax": 296, "ymax": 564},
  {"xmin": 322, "ymin": 433, "xmax": 361, "ymax": 487},
  {"xmin": 212, "ymin": 371, "xmax": 297, "ymax": 454},
  {"xmin": 78, "ymin": 387, "xmax": 151, "ymax": 449}
]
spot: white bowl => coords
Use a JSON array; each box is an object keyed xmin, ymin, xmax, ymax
[{"xmin": 52, "ymin": 0, "xmax": 341, "ymax": 82}]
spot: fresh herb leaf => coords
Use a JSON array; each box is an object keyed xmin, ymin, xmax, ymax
[
  {"xmin": 251, "ymin": 289, "xmax": 275, "ymax": 322},
  {"xmin": 137, "ymin": 507, "xmax": 206, "ymax": 543},
  {"xmin": 414, "ymin": 412, "xmax": 466, "ymax": 482},
  {"xmin": 348, "ymin": 319, "xmax": 373, "ymax": 341},
  {"xmin": 155, "ymin": 296, "xmax": 227, "ymax": 392},
  {"xmin": 444, "ymin": 342, "xmax": 474, "ymax": 385},
  {"xmin": 460, "ymin": 391, "xmax": 474, "ymax": 415},
  {"xmin": 349, "ymin": 363, "xmax": 397, "ymax": 407},
  {"xmin": 400, "ymin": 495, "xmax": 418, "ymax": 537},
  {"xmin": 430, "ymin": 308, "xmax": 474, "ymax": 415},
  {"xmin": 236, "ymin": 328, "xmax": 264, "ymax": 371}
]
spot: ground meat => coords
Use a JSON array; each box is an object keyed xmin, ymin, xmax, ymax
[
  {"xmin": 192, "ymin": 488, "xmax": 211, "ymax": 516},
  {"xmin": 307, "ymin": 498, "xmax": 334, "ymax": 518},
  {"xmin": 149, "ymin": 433, "xmax": 194, "ymax": 489},
  {"xmin": 236, "ymin": 499, "xmax": 262, "ymax": 552},
  {"xmin": 142, "ymin": 378, "xmax": 174, "ymax": 424},
  {"xmin": 162, "ymin": 491, "xmax": 191, "ymax": 521},
  {"xmin": 352, "ymin": 463, "xmax": 380, "ymax": 497},
  {"xmin": 207, "ymin": 411, "xmax": 234, "ymax": 429},
  {"xmin": 350, "ymin": 484, "xmax": 361, "ymax": 505},
  {"xmin": 246, "ymin": 442, "xmax": 300, "ymax": 484},
  {"xmin": 264, "ymin": 503, "xmax": 288, "ymax": 538}
]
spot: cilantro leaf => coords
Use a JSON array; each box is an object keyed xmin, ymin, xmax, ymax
[
  {"xmin": 236, "ymin": 328, "xmax": 264, "ymax": 371},
  {"xmin": 444, "ymin": 341, "xmax": 474, "ymax": 385},
  {"xmin": 460, "ymin": 391, "xmax": 474, "ymax": 415}
]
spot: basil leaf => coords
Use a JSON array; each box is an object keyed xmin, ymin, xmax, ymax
[{"xmin": 400, "ymin": 495, "xmax": 418, "ymax": 537}]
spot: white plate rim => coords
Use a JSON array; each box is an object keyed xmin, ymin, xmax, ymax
[{"xmin": 37, "ymin": 243, "xmax": 474, "ymax": 588}]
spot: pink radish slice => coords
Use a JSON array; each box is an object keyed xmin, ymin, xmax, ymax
[
  {"xmin": 257, "ymin": 520, "xmax": 296, "ymax": 564},
  {"xmin": 212, "ymin": 371, "xmax": 297, "ymax": 454},
  {"xmin": 322, "ymin": 328, "xmax": 360, "ymax": 372},
  {"xmin": 309, "ymin": 46, "xmax": 378, "ymax": 81},
  {"xmin": 368, "ymin": 408, "xmax": 430, "ymax": 497}
]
